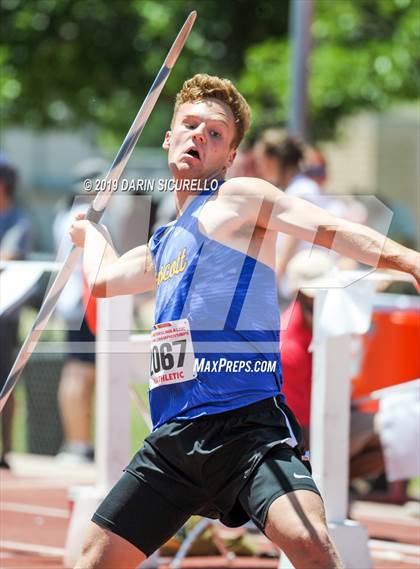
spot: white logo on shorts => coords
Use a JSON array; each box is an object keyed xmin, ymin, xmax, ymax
[{"xmin": 293, "ymin": 472, "xmax": 312, "ymax": 480}]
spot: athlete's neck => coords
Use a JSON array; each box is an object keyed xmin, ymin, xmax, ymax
[{"xmin": 174, "ymin": 177, "xmax": 223, "ymax": 215}]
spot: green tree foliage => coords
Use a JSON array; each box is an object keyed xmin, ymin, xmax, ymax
[
  {"xmin": 1, "ymin": 0, "xmax": 418, "ymax": 144},
  {"xmin": 0, "ymin": 0, "xmax": 288, "ymax": 145},
  {"xmin": 239, "ymin": 0, "xmax": 420, "ymax": 138}
]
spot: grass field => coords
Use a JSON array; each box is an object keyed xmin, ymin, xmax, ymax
[{"xmin": 13, "ymin": 383, "xmax": 27, "ymax": 453}]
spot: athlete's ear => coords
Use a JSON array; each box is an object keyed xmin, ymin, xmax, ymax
[
  {"xmin": 226, "ymin": 148, "xmax": 237, "ymax": 169},
  {"xmin": 162, "ymin": 131, "xmax": 172, "ymax": 150}
]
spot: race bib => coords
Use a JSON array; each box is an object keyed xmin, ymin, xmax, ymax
[{"xmin": 149, "ymin": 318, "xmax": 197, "ymax": 390}]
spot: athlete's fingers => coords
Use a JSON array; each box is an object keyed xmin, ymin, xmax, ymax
[{"xmin": 69, "ymin": 219, "xmax": 89, "ymax": 247}]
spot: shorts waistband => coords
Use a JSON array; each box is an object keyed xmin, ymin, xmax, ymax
[{"xmin": 192, "ymin": 396, "xmax": 283, "ymax": 422}]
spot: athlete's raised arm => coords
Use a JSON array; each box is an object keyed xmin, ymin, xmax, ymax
[
  {"xmin": 69, "ymin": 214, "xmax": 155, "ymax": 297},
  {"xmin": 222, "ymin": 177, "xmax": 420, "ymax": 283}
]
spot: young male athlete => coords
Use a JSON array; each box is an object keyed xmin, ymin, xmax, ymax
[{"xmin": 70, "ymin": 74, "xmax": 419, "ymax": 569}]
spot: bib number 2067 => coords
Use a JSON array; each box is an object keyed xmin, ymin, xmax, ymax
[
  {"xmin": 150, "ymin": 340, "xmax": 186, "ymax": 374},
  {"xmin": 149, "ymin": 319, "xmax": 196, "ymax": 389}
]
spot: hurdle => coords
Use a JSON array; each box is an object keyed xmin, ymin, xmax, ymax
[
  {"xmin": 279, "ymin": 273, "xmax": 378, "ymax": 569},
  {"xmin": 64, "ymin": 270, "xmax": 418, "ymax": 568},
  {"xmin": 280, "ymin": 270, "xmax": 418, "ymax": 569}
]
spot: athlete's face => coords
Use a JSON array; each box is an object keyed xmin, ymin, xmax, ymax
[{"xmin": 163, "ymin": 99, "xmax": 237, "ymax": 182}]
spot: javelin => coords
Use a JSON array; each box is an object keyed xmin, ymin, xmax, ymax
[{"xmin": 0, "ymin": 11, "xmax": 197, "ymax": 412}]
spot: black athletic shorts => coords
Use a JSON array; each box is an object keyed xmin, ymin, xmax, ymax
[
  {"xmin": 0, "ymin": 317, "xmax": 18, "ymax": 390},
  {"xmin": 66, "ymin": 317, "xmax": 95, "ymax": 364},
  {"xmin": 92, "ymin": 396, "xmax": 320, "ymax": 556}
]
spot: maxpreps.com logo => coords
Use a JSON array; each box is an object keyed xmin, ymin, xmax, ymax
[{"xmin": 156, "ymin": 248, "xmax": 187, "ymax": 287}]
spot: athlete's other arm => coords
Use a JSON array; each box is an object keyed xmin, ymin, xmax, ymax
[
  {"xmin": 69, "ymin": 214, "xmax": 155, "ymax": 297},
  {"xmin": 224, "ymin": 178, "xmax": 420, "ymax": 282}
]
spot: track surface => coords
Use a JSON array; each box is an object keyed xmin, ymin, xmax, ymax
[{"xmin": 0, "ymin": 455, "xmax": 419, "ymax": 568}]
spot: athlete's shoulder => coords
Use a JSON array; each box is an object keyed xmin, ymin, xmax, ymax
[{"xmin": 220, "ymin": 177, "xmax": 285, "ymax": 201}]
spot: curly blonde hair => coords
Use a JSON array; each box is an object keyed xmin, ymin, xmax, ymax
[{"xmin": 173, "ymin": 74, "xmax": 251, "ymax": 148}]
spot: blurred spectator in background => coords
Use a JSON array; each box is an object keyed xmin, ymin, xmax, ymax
[
  {"xmin": 280, "ymin": 250, "xmax": 384, "ymax": 483},
  {"xmin": 253, "ymin": 130, "xmax": 350, "ymax": 302},
  {"xmin": 0, "ymin": 157, "xmax": 33, "ymax": 468},
  {"xmin": 253, "ymin": 128, "xmax": 309, "ymax": 189},
  {"xmin": 303, "ymin": 145, "xmax": 328, "ymax": 189},
  {"xmin": 53, "ymin": 158, "xmax": 106, "ymax": 464},
  {"xmin": 226, "ymin": 136, "xmax": 257, "ymax": 179}
]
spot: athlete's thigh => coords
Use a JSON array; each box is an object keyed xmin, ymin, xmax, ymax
[
  {"xmin": 92, "ymin": 470, "xmax": 192, "ymax": 557},
  {"xmin": 238, "ymin": 445, "xmax": 320, "ymax": 534}
]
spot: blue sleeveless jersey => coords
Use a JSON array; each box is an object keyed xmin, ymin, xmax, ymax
[{"xmin": 149, "ymin": 187, "xmax": 284, "ymax": 429}]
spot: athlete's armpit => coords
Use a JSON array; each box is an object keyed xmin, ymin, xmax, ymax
[{"xmin": 144, "ymin": 245, "xmax": 155, "ymax": 275}]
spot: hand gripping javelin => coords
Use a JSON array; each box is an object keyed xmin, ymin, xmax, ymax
[{"xmin": 0, "ymin": 11, "xmax": 197, "ymax": 412}]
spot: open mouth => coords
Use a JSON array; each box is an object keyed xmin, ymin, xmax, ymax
[{"xmin": 185, "ymin": 147, "xmax": 200, "ymax": 160}]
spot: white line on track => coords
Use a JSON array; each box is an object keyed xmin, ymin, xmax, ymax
[
  {"xmin": 360, "ymin": 513, "xmax": 419, "ymax": 527},
  {"xmin": 0, "ymin": 501, "xmax": 69, "ymax": 518},
  {"xmin": 0, "ymin": 479, "xmax": 74, "ymax": 489},
  {"xmin": 370, "ymin": 551, "xmax": 420, "ymax": 565},
  {"xmin": 369, "ymin": 539, "xmax": 420, "ymax": 555},
  {"xmin": 0, "ymin": 541, "xmax": 65, "ymax": 556},
  {"xmin": 369, "ymin": 539, "xmax": 420, "ymax": 565}
]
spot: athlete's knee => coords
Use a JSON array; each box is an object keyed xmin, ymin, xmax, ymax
[
  {"xmin": 295, "ymin": 522, "xmax": 332, "ymax": 554},
  {"xmin": 267, "ymin": 514, "xmax": 342, "ymax": 569},
  {"xmin": 74, "ymin": 522, "xmax": 145, "ymax": 569},
  {"xmin": 74, "ymin": 523, "xmax": 107, "ymax": 569},
  {"xmin": 285, "ymin": 524, "xmax": 343, "ymax": 569}
]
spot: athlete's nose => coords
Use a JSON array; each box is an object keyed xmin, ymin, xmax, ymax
[{"xmin": 192, "ymin": 122, "xmax": 206, "ymax": 144}]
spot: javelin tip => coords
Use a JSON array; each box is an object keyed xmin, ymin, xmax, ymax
[{"xmin": 165, "ymin": 11, "xmax": 197, "ymax": 69}]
